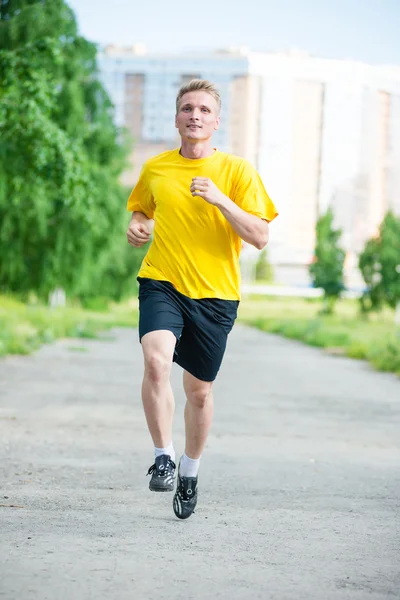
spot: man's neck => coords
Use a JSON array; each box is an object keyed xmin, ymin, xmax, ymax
[{"xmin": 179, "ymin": 140, "xmax": 215, "ymax": 160}]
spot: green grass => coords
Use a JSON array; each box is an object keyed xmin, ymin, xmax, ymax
[
  {"xmin": 2, "ymin": 293, "xmax": 399, "ymax": 376},
  {"xmin": 238, "ymin": 296, "xmax": 400, "ymax": 376},
  {"xmin": 67, "ymin": 346, "xmax": 89, "ymax": 353},
  {"xmin": 0, "ymin": 295, "xmax": 138, "ymax": 357}
]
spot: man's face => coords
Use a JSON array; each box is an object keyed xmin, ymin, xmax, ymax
[{"xmin": 175, "ymin": 91, "xmax": 220, "ymax": 142}]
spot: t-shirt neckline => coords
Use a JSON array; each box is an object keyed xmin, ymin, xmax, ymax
[{"xmin": 175, "ymin": 148, "xmax": 219, "ymax": 165}]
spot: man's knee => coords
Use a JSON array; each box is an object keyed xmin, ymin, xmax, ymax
[
  {"xmin": 142, "ymin": 331, "xmax": 176, "ymax": 384},
  {"xmin": 144, "ymin": 350, "xmax": 171, "ymax": 383},
  {"xmin": 186, "ymin": 382, "xmax": 213, "ymax": 409}
]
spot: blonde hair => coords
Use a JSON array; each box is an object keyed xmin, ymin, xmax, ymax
[{"xmin": 176, "ymin": 79, "xmax": 221, "ymax": 114}]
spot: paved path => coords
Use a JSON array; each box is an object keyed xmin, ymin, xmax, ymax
[{"xmin": 1, "ymin": 326, "xmax": 399, "ymax": 600}]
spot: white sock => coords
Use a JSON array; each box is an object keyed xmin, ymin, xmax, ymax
[
  {"xmin": 179, "ymin": 453, "xmax": 201, "ymax": 478},
  {"xmin": 154, "ymin": 442, "xmax": 175, "ymax": 462}
]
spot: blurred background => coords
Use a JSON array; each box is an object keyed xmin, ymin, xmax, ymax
[
  {"xmin": 0, "ymin": 0, "xmax": 399, "ymax": 374},
  {"xmin": 70, "ymin": 0, "xmax": 400, "ymax": 290}
]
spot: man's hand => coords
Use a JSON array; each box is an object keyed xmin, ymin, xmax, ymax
[
  {"xmin": 190, "ymin": 178, "xmax": 227, "ymax": 207},
  {"xmin": 126, "ymin": 221, "xmax": 151, "ymax": 248},
  {"xmin": 191, "ymin": 180, "xmax": 269, "ymax": 250}
]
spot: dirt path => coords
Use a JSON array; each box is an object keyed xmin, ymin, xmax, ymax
[{"xmin": 1, "ymin": 326, "xmax": 399, "ymax": 599}]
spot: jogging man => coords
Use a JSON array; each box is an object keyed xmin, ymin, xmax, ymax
[{"xmin": 126, "ymin": 79, "xmax": 278, "ymax": 519}]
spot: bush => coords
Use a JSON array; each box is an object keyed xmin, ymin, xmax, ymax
[
  {"xmin": 309, "ymin": 207, "xmax": 345, "ymax": 314},
  {"xmin": 252, "ymin": 317, "xmax": 351, "ymax": 349},
  {"xmin": 359, "ymin": 211, "xmax": 400, "ymax": 312},
  {"xmin": 0, "ymin": 294, "xmax": 138, "ymax": 356},
  {"xmin": 239, "ymin": 296, "xmax": 399, "ymax": 376},
  {"xmin": 255, "ymin": 249, "xmax": 274, "ymax": 282},
  {"xmin": 367, "ymin": 338, "xmax": 400, "ymax": 375},
  {"xmin": 346, "ymin": 341, "xmax": 369, "ymax": 360}
]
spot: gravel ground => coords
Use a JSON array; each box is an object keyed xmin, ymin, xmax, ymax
[{"xmin": 1, "ymin": 325, "xmax": 399, "ymax": 600}]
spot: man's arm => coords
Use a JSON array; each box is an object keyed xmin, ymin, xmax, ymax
[
  {"xmin": 215, "ymin": 199, "xmax": 269, "ymax": 250},
  {"xmin": 190, "ymin": 178, "xmax": 269, "ymax": 250},
  {"xmin": 126, "ymin": 211, "xmax": 155, "ymax": 248}
]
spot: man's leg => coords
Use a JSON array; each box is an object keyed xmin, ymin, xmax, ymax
[
  {"xmin": 141, "ymin": 329, "xmax": 178, "ymax": 491},
  {"xmin": 171, "ymin": 297, "xmax": 237, "ymax": 517},
  {"xmin": 141, "ymin": 329, "xmax": 176, "ymax": 448},
  {"xmin": 172, "ymin": 371, "xmax": 213, "ymax": 519},
  {"xmin": 183, "ymin": 371, "xmax": 213, "ymax": 461}
]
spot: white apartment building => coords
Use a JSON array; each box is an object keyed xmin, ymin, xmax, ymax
[{"xmin": 99, "ymin": 45, "xmax": 400, "ymax": 287}]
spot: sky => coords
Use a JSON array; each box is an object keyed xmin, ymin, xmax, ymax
[{"xmin": 67, "ymin": 0, "xmax": 400, "ymax": 65}]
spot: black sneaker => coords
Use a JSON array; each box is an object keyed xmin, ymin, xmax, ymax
[
  {"xmin": 173, "ymin": 464, "xmax": 198, "ymax": 519},
  {"xmin": 147, "ymin": 455, "xmax": 176, "ymax": 492}
]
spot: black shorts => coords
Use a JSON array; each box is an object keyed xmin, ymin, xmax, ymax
[{"xmin": 137, "ymin": 277, "xmax": 239, "ymax": 382}]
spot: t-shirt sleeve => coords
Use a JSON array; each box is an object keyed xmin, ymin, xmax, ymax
[
  {"xmin": 126, "ymin": 165, "xmax": 156, "ymax": 219},
  {"xmin": 231, "ymin": 161, "xmax": 278, "ymax": 222}
]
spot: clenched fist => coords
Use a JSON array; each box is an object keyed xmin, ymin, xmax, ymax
[
  {"xmin": 190, "ymin": 177, "xmax": 226, "ymax": 207},
  {"xmin": 126, "ymin": 221, "xmax": 151, "ymax": 248}
]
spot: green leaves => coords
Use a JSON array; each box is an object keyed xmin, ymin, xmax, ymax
[
  {"xmin": 359, "ymin": 211, "xmax": 400, "ymax": 312},
  {"xmin": 309, "ymin": 207, "xmax": 345, "ymax": 313},
  {"xmin": 255, "ymin": 248, "xmax": 274, "ymax": 283},
  {"xmin": 0, "ymin": 1, "xmax": 139, "ymax": 301}
]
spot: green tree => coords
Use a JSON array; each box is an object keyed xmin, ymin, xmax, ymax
[
  {"xmin": 78, "ymin": 210, "xmax": 149, "ymax": 304},
  {"xmin": 309, "ymin": 207, "xmax": 345, "ymax": 314},
  {"xmin": 0, "ymin": 0, "xmax": 140, "ymax": 301},
  {"xmin": 255, "ymin": 248, "xmax": 273, "ymax": 283},
  {"xmin": 359, "ymin": 211, "xmax": 400, "ymax": 313}
]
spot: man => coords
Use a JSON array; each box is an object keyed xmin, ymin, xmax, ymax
[{"xmin": 126, "ymin": 79, "xmax": 278, "ymax": 520}]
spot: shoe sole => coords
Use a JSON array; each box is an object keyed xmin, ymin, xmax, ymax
[{"xmin": 173, "ymin": 493, "xmax": 197, "ymax": 519}]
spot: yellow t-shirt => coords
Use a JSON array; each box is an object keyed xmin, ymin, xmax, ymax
[{"xmin": 127, "ymin": 149, "xmax": 278, "ymax": 300}]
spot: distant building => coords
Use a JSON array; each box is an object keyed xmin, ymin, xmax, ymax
[{"xmin": 98, "ymin": 45, "xmax": 400, "ymax": 288}]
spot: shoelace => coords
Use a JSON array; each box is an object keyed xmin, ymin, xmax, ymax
[
  {"xmin": 147, "ymin": 459, "xmax": 176, "ymax": 477},
  {"xmin": 177, "ymin": 477, "xmax": 197, "ymax": 500}
]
